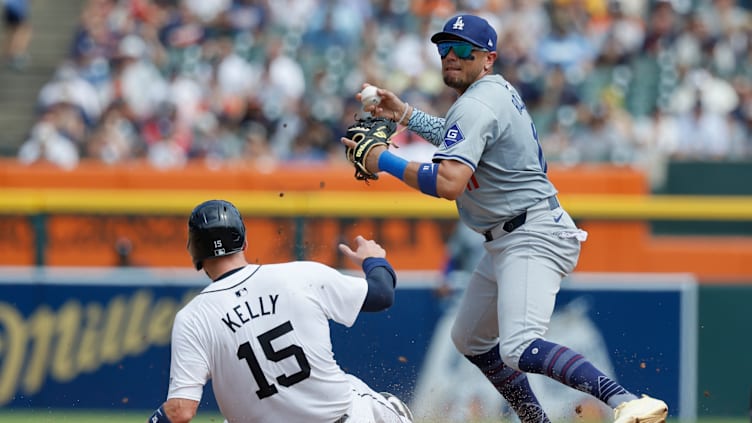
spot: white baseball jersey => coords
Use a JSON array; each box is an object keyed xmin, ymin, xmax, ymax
[{"xmin": 167, "ymin": 262, "xmax": 412, "ymax": 423}]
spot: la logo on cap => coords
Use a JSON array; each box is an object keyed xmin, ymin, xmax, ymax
[{"xmin": 452, "ymin": 16, "xmax": 464, "ymax": 30}]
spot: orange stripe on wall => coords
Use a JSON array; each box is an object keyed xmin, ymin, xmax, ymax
[
  {"xmin": 2, "ymin": 160, "xmax": 751, "ymax": 282},
  {"xmin": 0, "ymin": 160, "xmax": 648, "ymax": 193}
]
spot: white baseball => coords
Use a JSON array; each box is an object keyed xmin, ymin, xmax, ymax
[{"xmin": 360, "ymin": 85, "xmax": 381, "ymax": 106}]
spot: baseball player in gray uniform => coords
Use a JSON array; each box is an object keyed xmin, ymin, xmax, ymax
[
  {"xmin": 147, "ymin": 200, "xmax": 413, "ymax": 423},
  {"xmin": 343, "ymin": 14, "xmax": 668, "ymax": 423}
]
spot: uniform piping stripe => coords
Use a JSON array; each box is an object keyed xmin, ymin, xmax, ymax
[
  {"xmin": 433, "ymin": 153, "xmax": 476, "ymax": 171},
  {"xmin": 198, "ymin": 266, "xmax": 262, "ymax": 295},
  {"xmin": 352, "ymin": 389, "xmax": 406, "ymax": 421}
]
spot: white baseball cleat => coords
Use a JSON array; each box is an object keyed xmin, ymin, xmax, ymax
[{"xmin": 613, "ymin": 395, "xmax": 668, "ymax": 423}]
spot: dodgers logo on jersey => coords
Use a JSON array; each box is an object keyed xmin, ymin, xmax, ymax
[{"xmin": 443, "ymin": 123, "xmax": 465, "ymax": 147}]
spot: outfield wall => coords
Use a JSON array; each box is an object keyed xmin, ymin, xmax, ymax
[
  {"xmin": 3, "ymin": 161, "xmax": 752, "ymax": 281},
  {"xmin": 0, "ymin": 267, "xmax": 716, "ymax": 421}
]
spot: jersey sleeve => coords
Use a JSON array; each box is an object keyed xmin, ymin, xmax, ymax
[
  {"xmin": 303, "ymin": 262, "xmax": 368, "ymax": 328},
  {"xmin": 407, "ymin": 107, "xmax": 447, "ymax": 147},
  {"xmin": 433, "ymin": 97, "xmax": 498, "ymax": 170},
  {"xmin": 167, "ymin": 307, "xmax": 210, "ymax": 402}
]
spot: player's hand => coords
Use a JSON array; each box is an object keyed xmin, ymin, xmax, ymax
[
  {"xmin": 338, "ymin": 235, "xmax": 386, "ymax": 266},
  {"xmin": 340, "ymin": 133, "xmax": 388, "ymax": 178},
  {"xmin": 357, "ymin": 83, "xmax": 410, "ymax": 124}
]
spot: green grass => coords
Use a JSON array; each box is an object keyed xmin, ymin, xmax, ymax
[
  {"xmin": 444, "ymin": 420, "xmax": 750, "ymax": 423},
  {"xmin": 0, "ymin": 410, "xmax": 225, "ymax": 423},
  {"xmin": 0, "ymin": 410, "xmax": 747, "ymax": 423}
]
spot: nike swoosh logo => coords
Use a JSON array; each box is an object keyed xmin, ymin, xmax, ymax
[{"xmin": 554, "ymin": 212, "xmax": 564, "ymax": 223}]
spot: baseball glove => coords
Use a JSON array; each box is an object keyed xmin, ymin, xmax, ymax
[{"xmin": 344, "ymin": 117, "xmax": 398, "ymax": 181}]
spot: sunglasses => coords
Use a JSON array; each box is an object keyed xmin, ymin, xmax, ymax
[{"xmin": 437, "ymin": 41, "xmax": 486, "ymax": 59}]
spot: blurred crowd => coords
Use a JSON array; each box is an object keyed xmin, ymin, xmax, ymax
[
  {"xmin": 2, "ymin": 0, "xmax": 32, "ymax": 70},
  {"xmin": 15, "ymin": 0, "xmax": 752, "ymax": 188}
]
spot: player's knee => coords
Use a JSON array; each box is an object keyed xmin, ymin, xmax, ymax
[
  {"xmin": 498, "ymin": 338, "xmax": 537, "ymax": 371},
  {"xmin": 450, "ymin": 323, "xmax": 474, "ymax": 356}
]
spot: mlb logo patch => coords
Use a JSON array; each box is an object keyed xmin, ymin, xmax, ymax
[{"xmin": 444, "ymin": 123, "xmax": 465, "ymax": 147}]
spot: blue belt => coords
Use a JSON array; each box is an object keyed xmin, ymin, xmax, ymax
[{"xmin": 483, "ymin": 196, "xmax": 560, "ymax": 242}]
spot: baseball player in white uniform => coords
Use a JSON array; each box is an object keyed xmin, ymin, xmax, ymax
[
  {"xmin": 148, "ymin": 200, "xmax": 413, "ymax": 423},
  {"xmin": 342, "ymin": 14, "xmax": 667, "ymax": 423}
]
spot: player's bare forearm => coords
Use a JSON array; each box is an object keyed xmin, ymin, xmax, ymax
[
  {"xmin": 360, "ymin": 150, "xmax": 429, "ymax": 196},
  {"xmin": 402, "ymin": 160, "xmax": 471, "ymax": 201},
  {"xmin": 157, "ymin": 398, "xmax": 199, "ymax": 423},
  {"xmin": 345, "ymin": 132, "xmax": 470, "ymax": 200}
]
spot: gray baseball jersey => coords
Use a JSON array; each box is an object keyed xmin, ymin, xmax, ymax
[
  {"xmin": 433, "ymin": 74, "xmax": 557, "ymax": 232},
  {"xmin": 168, "ymin": 263, "xmax": 412, "ymax": 423}
]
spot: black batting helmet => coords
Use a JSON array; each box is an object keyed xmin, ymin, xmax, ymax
[{"xmin": 187, "ymin": 199, "xmax": 246, "ymax": 270}]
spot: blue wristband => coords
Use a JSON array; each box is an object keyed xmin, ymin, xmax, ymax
[
  {"xmin": 378, "ymin": 151, "xmax": 408, "ymax": 181},
  {"xmin": 417, "ymin": 163, "xmax": 440, "ymax": 197},
  {"xmin": 363, "ymin": 257, "xmax": 396, "ymax": 285}
]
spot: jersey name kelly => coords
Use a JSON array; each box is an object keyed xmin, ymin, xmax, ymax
[{"xmin": 220, "ymin": 294, "xmax": 279, "ymax": 332}]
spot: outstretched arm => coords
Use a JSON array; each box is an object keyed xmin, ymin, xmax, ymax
[
  {"xmin": 338, "ymin": 133, "xmax": 474, "ymax": 201},
  {"xmin": 347, "ymin": 84, "xmax": 473, "ymax": 199}
]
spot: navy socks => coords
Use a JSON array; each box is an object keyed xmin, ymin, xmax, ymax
[
  {"xmin": 518, "ymin": 338, "xmax": 637, "ymax": 407},
  {"xmin": 466, "ymin": 345, "xmax": 550, "ymax": 423}
]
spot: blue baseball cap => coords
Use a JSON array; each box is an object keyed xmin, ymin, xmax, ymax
[{"xmin": 431, "ymin": 15, "xmax": 497, "ymax": 51}]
